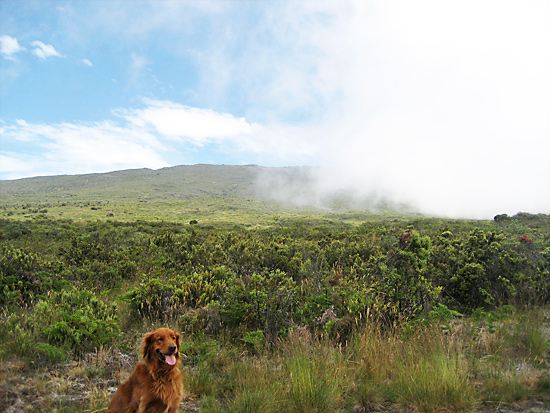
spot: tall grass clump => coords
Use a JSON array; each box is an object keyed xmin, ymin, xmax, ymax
[
  {"xmin": 196, "ymin": 355, "xmax": 282, "ymax": 413},
  {"xmin": 393, "ymin": 341, "xmax": 476, "ymax": 412},
  {"xmin": 352, "ymin": 323, "xmax": 477, "ymax": 412},
  {"xmin": 223, "ymin": 359, "xmax": 281, "ymax": 413},
  {"xmin": 516, "ymin": 313, "xmax": 549, "ymax": 363},
  {"xmin": 281, "ymin": 331, "xmax": 347, "ymax": 412},
  {"xmin": 195, "ymin": 330, "xmax": 348, "ymax": 412},
  {"xmin": 185, "ymin": 362, "xmax": 219, "ymax": 399},
  {"xmin": 351, "ymin": 323, "xmax": 396, "ymax": 410},
  {"xmin": 480, "ymin": 369, "xmax": 532, "ymax": 405}
]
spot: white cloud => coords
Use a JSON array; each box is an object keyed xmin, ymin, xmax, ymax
[
  {"xmin": 118, "ymin": 99, "xmax": 316, "ymax": 161},
  {"xmin": 0, "ymin": 35, "xmax": 25, "ymax": 59},
  {"xmin": 0, "ymin": 119, "xmax": 169, "ymax": 179},
  {"xmin": 30, "ymin": 41, "xmax": 63, "ymax": 59},
  {"xmin": 0, "ymin": 153, "xmax": 32, "ymax": 178},
  {"xmin": 122, "ymin": 99, "xmax": 252, "ymax": 144},
  {"xmin": 80, "ymin": 58, "xmax": 93, "ymax": 66},
  {"xmin": 0, "ymin": 100, "xmax": 315, "ymax": 180}
]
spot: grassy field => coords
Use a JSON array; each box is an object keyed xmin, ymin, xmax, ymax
[{"xmin": 1, "ymin": 165, "xmax": 549, "ymax": 412}]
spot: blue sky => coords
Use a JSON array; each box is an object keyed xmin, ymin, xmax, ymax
[{"xmin": 1, "ymin": 0, "xmax": 549, "ymax": 218}]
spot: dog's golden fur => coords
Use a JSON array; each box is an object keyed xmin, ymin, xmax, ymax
[{"xmin": 106, "ymin": 328, "xmax": 184, "ymax": 413}]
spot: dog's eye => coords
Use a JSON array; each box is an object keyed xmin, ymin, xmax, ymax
[
  {"xmin": 171, "ymin": 336, "xmax": 176, "ymax": 340},
  {"xmin": 158, "ymin": 337, "xmax": 164, "ymax": 342}
]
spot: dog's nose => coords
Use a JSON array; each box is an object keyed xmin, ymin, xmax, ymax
[{"xmin": 168, "ymin": 345, "xmax": 176, "ymax": 354}]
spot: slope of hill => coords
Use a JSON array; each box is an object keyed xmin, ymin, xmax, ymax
[
  {"xmin": 0, "ymin": 164, "xmax": 407, "ymax": 225},
  {"xmin": 0, "ymin": 164, "xmax": 260, "ymax": 198}
]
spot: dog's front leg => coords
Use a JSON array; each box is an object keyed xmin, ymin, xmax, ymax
[
  {"xmin": 136, "ymin": 395, "xmax": 148, "ymax": 413},
  {"xmin": 165, "ymin": 405, "xmax": 179, "ymax": 413}
]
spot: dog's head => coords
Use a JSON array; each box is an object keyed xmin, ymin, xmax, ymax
[{"xmin": 141, "ymin": 328, "xmax": 181, "ymax": 368}]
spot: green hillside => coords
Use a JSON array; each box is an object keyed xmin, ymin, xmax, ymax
[
  {"xmin": 0, "ymin": 164, "xmax": 413, "ymax": 225},
  {"xmin": 0, "ymin": 164, "xmax": 259, "ymax": 198}
]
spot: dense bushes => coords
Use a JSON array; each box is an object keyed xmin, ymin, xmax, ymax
[
  {"xmin": 34, "ymin": 287, "xmax": 120, "ymax": 354},
  {"xmin": 0, "ymin": 245, "xmax": 67, "ymax": 306},
  {"xmin": 0, "ymin": 286, "xmax": 119, "ymax": 361},
  {"xmin": 432, "ymin": 228, "xmax": 550, "ymax": 311},
  {"xmin": 0, "ymin": 214, "xmax": 549, "ymax": 354}
]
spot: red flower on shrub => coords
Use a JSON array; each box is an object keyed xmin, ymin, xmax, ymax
[
  {"xmin": 399, "ymin": 232, "xmax": 412, "ymax": 244},
  {"xmin": 520, "ymin": 235, "xmax": 534, "ymax": 244}
]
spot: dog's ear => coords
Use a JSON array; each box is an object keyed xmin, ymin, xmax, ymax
[{"xmin": 141, "ymin": 331, "xmax": 155, "ymax": 359}]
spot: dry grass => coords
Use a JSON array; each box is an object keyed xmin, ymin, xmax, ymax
[{"xmin": 185, "ymin": 308, "xmax": 549, "ymax": 412}]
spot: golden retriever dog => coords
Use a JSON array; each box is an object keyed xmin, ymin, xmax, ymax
[{"xmin": 107, "ymin": 328, "xmax": 184, "ymax": 413}]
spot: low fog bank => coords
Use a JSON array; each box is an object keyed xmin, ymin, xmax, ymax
[
  {"xmin": 246, "ymin": 1, "xmax": 550, "ymax": 221},
  {"xmin": 256, "ymin": 166, "xmax": 420, "ymax": 215},
  {"xmin": 255, "ymin": 165, "xmax": 550, "ymax": 220}
]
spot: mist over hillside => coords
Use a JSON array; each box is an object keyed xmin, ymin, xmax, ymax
[
  {"xmin": 255, "ymin": 166, "xmax": 417, "ymax": 213},
  {"xmin": 1, "ymin": 164, "xmax": 545, "ymax": 221}
]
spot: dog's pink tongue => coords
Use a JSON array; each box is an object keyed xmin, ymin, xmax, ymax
[{"xmin": 164, "ymin": 355, "xmax": 177, "ymax": 365}]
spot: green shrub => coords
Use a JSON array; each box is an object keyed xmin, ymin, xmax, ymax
[
  {"xmin": 60, "ymin": 235, "xmax": 110, "ymax": 265},
  {"xmin": 123, "ymin": 276, "xmax": 180, "ymax": 319},
  {"xmin": 0, "ymin": 316, "xmax": 36, "ymax": 359},
  {"xmin": 0, "ymin": 245, "xmax": 36, "ymax": 274},
  {"xmin": 0, "ymin": 245, "xmax": 66, "ymax": 306},
  {"xmin": 34, "ymin": 287, "xmax": 119, "ymax": 355},
  {"xmin": 220, "ymin": 270, "xmax": 299, "ymax": 338},
  {"xmin": 431, "ymin": 228, "xmax": 534, "ymax": 311},
  {"xmin": 34, "ymin": 342, "xmax": 68, "ymax": 363},
  {"xmin": 124, "ymin": 267, "xmax": 229, "ymax": 320},
  {"xmin": 0, "ymin": 220, "xmax": 32, "ymax": 240},
  {"xmin": 364, "ymin": 230, "xmax": 441, "ymax": 323},
  {"xmin": 241, "ymin": 330, "xmax": 265, "ymax": 354}
]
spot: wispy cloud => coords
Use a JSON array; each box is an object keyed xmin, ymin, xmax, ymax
[
  {"xmin": 30, "ymin": 41, "xmax": 63, "ymax": 59},
  {"xmin": 119, "ymin": 99, "xmax": 316, "ymax": 160},
  {"xmin": 80, "ymin": 58, "xmax": 93, "ymax": 67},
  {"xmin": 127, "ymin": 53, "xmax": 154, "ymax": 88},
  {"xmin": 0, "ymin": 35, "xmax": 25, "ymax": 59}
]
